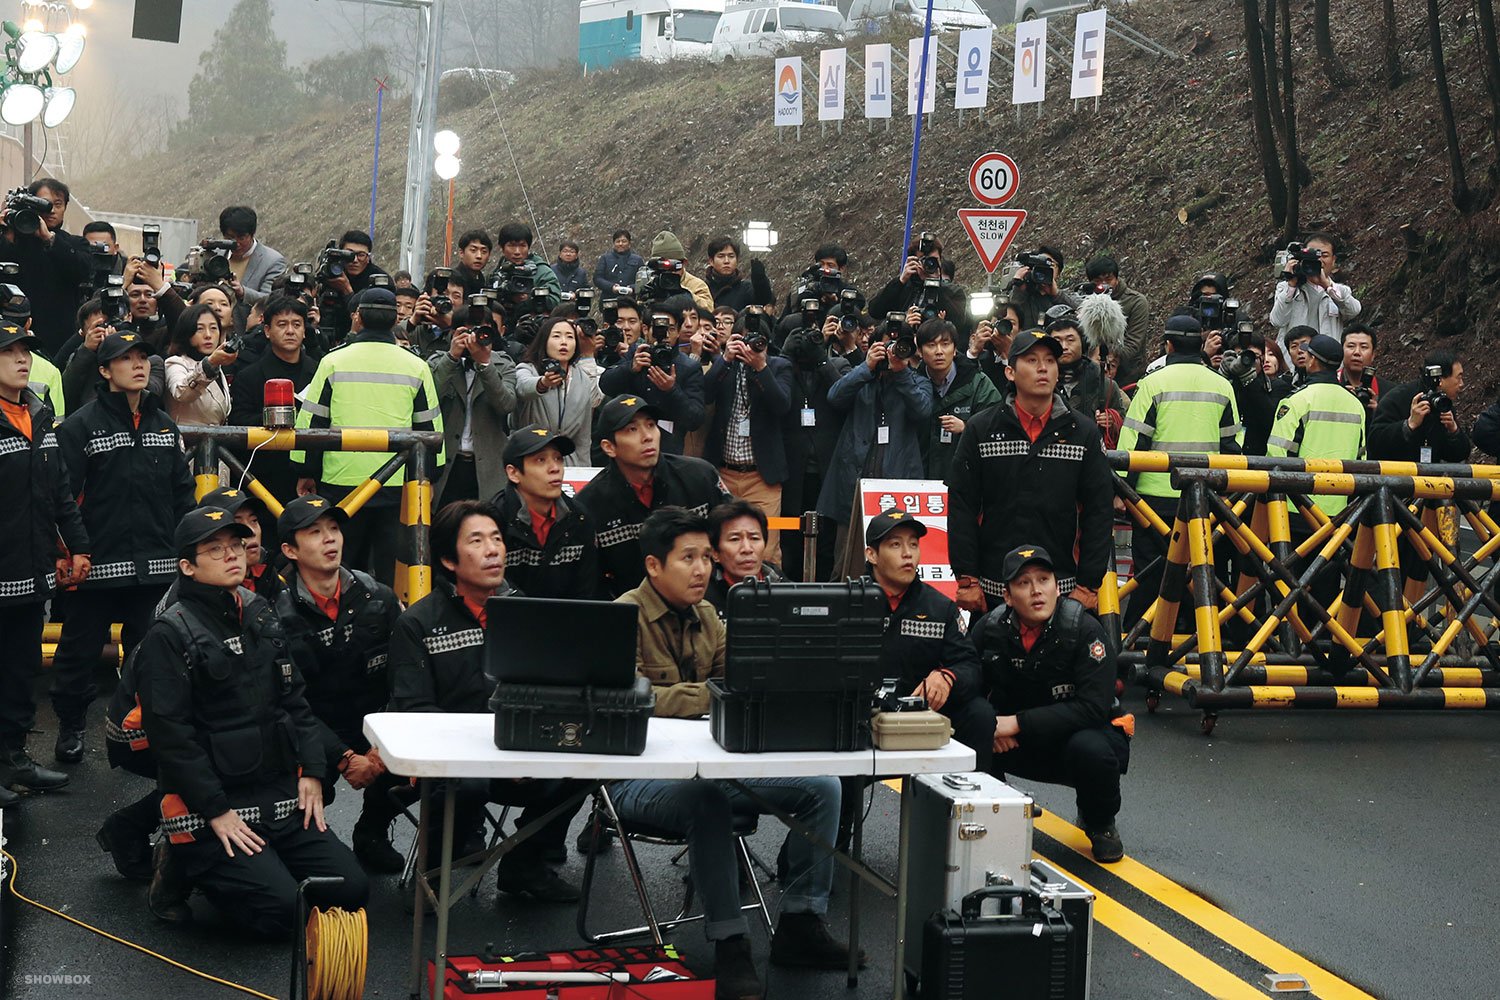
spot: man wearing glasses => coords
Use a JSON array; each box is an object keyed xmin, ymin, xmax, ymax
[
  {"xmin": 218, "ymin": 205, "xmax": 287, "ymax": 308},
  {"xmin": 316, "ymin": 230, "xmax": 390, "ymax": 342}
]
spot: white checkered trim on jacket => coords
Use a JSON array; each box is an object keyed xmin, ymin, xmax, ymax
[{"xmin": 423, "ymin": 628, "xmax": 484, "ymax": 656}]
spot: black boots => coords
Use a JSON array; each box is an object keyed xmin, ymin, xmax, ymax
[{"xmin": 714, "ymin": 935, "xmax": 764, "ymax": 1000}]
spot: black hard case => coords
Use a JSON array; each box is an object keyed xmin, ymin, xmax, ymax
[
  {"xmin": 490, "ymin": 676, "xmax": 654, "ymax": 755},
  {"xmin": 724, "ymin": 579, "xmax": 887, "ymax": 693},
  {"xmin": 707, "ymin": 678, "xmax": 872, "ymax": 753},
  {"xmin": 919, "ymin": 886, "xmax": 1078, "ymax": 1000}
]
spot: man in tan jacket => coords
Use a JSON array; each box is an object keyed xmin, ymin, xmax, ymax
[{"xmin": 610, "ymin": 507, "xmax": 852, "ymax": 1000}]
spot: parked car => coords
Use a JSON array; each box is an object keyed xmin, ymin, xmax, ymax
[
  {"xmin": 709, "ymin": 0, "xmax": 846, "ymax": 61},
  {"xmin": 845, "ymin": 0, "xmax": 994, "ymax": 35},
  {"xmin": 581, "ymin": 0, "xmax": 725, "ymax": 71}
]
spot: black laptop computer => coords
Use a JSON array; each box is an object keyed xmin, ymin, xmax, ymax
[{"xmin": 485, "ymin": 596, "xmax": 639, "ymax": 688}]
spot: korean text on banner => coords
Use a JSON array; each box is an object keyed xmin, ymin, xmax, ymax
[
  {"xmin": 1012, "ymin": 18, "xmax": 1047, "ymax": 105},
  {"xmin": 865, "ymin": 43, "xmax": 893, "ymax": 119},
  {"xmin": 1070, "ymin": 9, "xmax": 1107, "ymax": 100},
  {"xmin": 774, "ymin": 56, "xmax": 804, "ymax": 127},
  {"xmin": 907, "ymin": 36, "xmax": 937, "ymax": 115},
  {"xmin": 954, "ymin": 27, "xmax": 993, "ymax": 110},
  {"xmin": 819, "ymin": 48, "xmax": 847, "ymax": 121},
  {"xmin": 562, "ymin": 467, "xmax": 602, "ymax": 500},
  {"xmin": 860, "ymin": 479, "xmax": 957, "ymax": 599}
]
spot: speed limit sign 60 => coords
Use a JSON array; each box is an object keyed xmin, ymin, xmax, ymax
[{"xmin": 968, "ymin": 152, "xmax": 1019, "ymax": 207}]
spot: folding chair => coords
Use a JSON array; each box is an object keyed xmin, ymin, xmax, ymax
[{"xmin": 388, "ymin": 783, "xmax": 510, "ymax": 899}]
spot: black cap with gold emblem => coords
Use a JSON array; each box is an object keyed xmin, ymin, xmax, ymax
[
  {"xmin": 864, "ymin": 509, "xmax": 930, "ymax": 547},
  {"xmin": 174, "ymin": 506, "xmax": 255, "ymax": 550},
  {"xmin": 96, "ymin": 330, "xmax": 153, "ymax": 364},
  {"xmin": 1000, "ymin": 544, "xmax": 1055, "ymax": 583},
  {"xmin": 503, "ymin": 423, "xmax": 576, "ymax": 468},
  {"xmin": 276, "ymin": 494, "xmax": 349, "ymax": 537}
]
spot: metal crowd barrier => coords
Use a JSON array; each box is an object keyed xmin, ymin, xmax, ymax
[
  {"xmin": 1104, "ymin": 452, "xmax": 1500, "ymax": 732},
  {"xmin": 182, "ymin": 425, "xmax": 443, "ymax": 606}
]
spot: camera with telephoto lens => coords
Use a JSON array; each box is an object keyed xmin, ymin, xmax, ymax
[
  {"xmin": 571, "ymin": 286, "xmax": 597, "ymax": 317},
  {"xmin": 190, "ymin": 239, "xmax": 236, "ymax": 282},
  {"xmin": 638, "ymin": 257, "xmax": 685, "ymax": 304},
  {"xmin": 316, "ymin": 241, "xmax": 358, "ymax": 281},
  {"xmin": 1015, "ymin": 251, "xmax": 1055, "ymax": 288},
  {"xmin": 1275, "ymin": 242, "xmax": 1324, "ymax": 283},
  {"xmin": 1, "ymin": 189, "xmax": 51, "ymax": 237},
  {"xmin": 1218, "ymin": 322, "xmax": 1261, "ymax": 384},
  {"xmin": 141, "ymin": 224, "xmax": 162, "ymax": 269},
  {"xmin": 796, "ymin": 263, "xmax": 845, "ymax": 304},
  {"xmin": 799, "ymin": 296, "xmax": 825, "ymax": 331},
  {"xmin": 917, "ymin": 231, "xmax": 941, "ymax": 275},
  {"xmin": 874, "ymin": 311, "xmax": 917, "ymax": 373},
  {"xmin": 100, "ymin": 284, "xmax": 129, "ymax": 323},
  {"xmin": 648, "ymin": 314, "xmax": 678, "ymax": 370},
  {"xmin": 741, "ymin": 304, "xmax": 772, "ymax": 353},
  {"xmin": 465, "ymin": 293, "xmax": 497, "ymax": 348},
  {"xmin": 84, "ymin": 241, "xmax": 115, "ymax": 294},
  {"xmin": 1421, "ymin": 364, "xmax": 1454, "ymax": 416}
]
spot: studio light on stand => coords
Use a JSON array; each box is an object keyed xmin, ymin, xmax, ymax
[
  {"xmin": 742, "ymin": 220, "xmax": 778, "ymax": 254},
  {"xmin": 434, "ymin": 131, "xmax": 461, "ymax": 265}
]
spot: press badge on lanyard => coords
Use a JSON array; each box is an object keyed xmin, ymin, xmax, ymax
[
  {"xmin": 736, "ymin": 417, "xmax": 751, "ymax": 437},
  {"xmin": 800, "ymin": 407, "xmax": 816, "ymax": 427},
  {"xmin": 877, "ymin": 425, "xmax": 890, "ymax": 445}
]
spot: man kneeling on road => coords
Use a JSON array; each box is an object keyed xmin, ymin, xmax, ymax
[
  {"xmin": 611, "ymin": 507, "xmax": 854, "ymax": 1000},
  {"xmin": 136, "ymin": 507, "xmax": 368, "ymax": 931},
  {"xmin": 970, "ymin": 545, "xmax": 1132, "ymax": 863}
]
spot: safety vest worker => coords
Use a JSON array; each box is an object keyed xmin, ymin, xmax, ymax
[
  {"xmin": 292, "ymin": 287, "xmax": 444, "ymax": 586},
  {"xmin": 1266, "ymin": 333, "xmax": 1366, "ymax": 516},
  {"xmin": 1116, "ymin": 315, "xmax": 1242, "ymax": 624}
]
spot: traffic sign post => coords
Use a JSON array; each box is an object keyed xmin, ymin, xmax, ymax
[
  {"xmin": 967, "ymin": 151, "xmax": 1019, "ymax": 206},
  {"xmin": 957, "ymin": 208, "xmax": 1028, "ymax": 274}
]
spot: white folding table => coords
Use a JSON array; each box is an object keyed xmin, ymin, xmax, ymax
[{"xmin": 364, "ymin": 713, "xmax": 975, "ymax": 1000}]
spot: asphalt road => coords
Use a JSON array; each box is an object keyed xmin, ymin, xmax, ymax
[{"xmin": 2, "ymin": 677, "xmax": 1496, "ymax": 1000}]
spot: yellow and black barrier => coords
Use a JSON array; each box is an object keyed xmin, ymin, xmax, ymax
[
  {"xmin": 1102, "ymin": 452, "xmax": 1500, "ymax": 732},
  {"xmin": 181, "ymin": 425, "xmax": 443, "ymax": 606}
]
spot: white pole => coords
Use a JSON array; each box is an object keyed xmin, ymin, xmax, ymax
[{"xmin": 400, "ymin": 0, "xmax": 444, "ymax": 278}]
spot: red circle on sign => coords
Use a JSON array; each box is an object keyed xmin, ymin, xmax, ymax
[{"xmin": 968, "ymin": 152, "xmax": 1020, "ymax": 207}]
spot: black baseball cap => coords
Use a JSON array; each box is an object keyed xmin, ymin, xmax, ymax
[
  {"xmin": 277, "ymin": 494, "xmax": 349, "ymax": 537},
  {"xmin": 504, "ymin": 424, "xmax": 576, "ymax": 467},
  {"xmin": 174, "ymin": 506, "xmax": 254, "ymax": 551},
  {"xmin": 1306, "ymin": 334, "xmax": 1343, "ymax": 367},
  {"xmin": 596, "ymin": 394, "xmax": 664, "ymax": 441},
  {"xmin": 199, "ymin": 486, "xmax": 264, "ymax": 518},
  {"xmin": 96, "ymin": 331, "xmax": 152, "ymax": 364},
  {"xmin": 865, "ymin": 509, "xmax": 928, "ymax": 547},
  {"xmin": 0, "ymin": 321, "xmax": 38, "ymax": 352},
  {"xmin": 1164, "ymin": 314, "xmax": 1203, "ymax": 339},
  {"xmin": 1000, "ymin": 544, "xmax": 1055, "ymax": 583},
  {"xmin": 350, "ymin": 287, "xmax": 397, "ymax": 310},
  {"xmin": 1007, "ymin": 328, "xmax": 1063, "ymax": 365}
]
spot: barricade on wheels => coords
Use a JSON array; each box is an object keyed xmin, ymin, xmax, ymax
[{"xmin": 1108, "ymin": 451, "xmax": 1500, "ymax": 733}]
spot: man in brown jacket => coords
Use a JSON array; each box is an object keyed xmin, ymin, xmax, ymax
[{"xmin": 610, "ymin": 507, "xmax": 851, "ymax": 1000}]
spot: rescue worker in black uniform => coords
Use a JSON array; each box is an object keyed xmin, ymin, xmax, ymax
[
  {"xmin": 865, "ymin": 510, "xmax": 996, "ymax": 770},
  {"xmin": 200, "ymin": 485, "xmax": 283, "ymax": 602},
  {"xmin": 275, "ymin": 495, "xmax": 405, "ymax": 873},
  {"xmin": 492, "ymin": 424, "xmax": 601, "ymax": 599},
  {"xmin": 387, "ymin": 498, "xmax": 583, "ymax": 900},
  {"xmin": 53, "ymin": 330, "xmax": 195, "ymax": 764},
  {"xmin": 0, "ymin": 321, "xmax": 87, "ymax": 809},
  {"xmin": 704, "ymin": 498, "xmax": 786, "ymax": 618},
  {"xmin": 970, "ymin": 545, "xmax": 1132, "ymax": 863},
  {"xmin": 576, "ymin": 394, "xmax": 730, "ymax": 598},
  {"xmin": 135, "ymin": 507, "xmax": 368, "ymax": 930}
]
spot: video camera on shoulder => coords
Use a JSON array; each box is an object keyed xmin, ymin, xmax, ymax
[
  {"xmin": 1192, "ymin": 294, "xmax": 1240, "ymax": 331},
  {"xmin": 188, "ymin": 240, "xmax": 235, "ymax": 282},
  {"xmin": 315, "ymin": 241, "xmax": 358, "ymax": 282},
  {"xmin": 1275, "ymin": 242, "xmax": 1324, "ymax": 284},
  {"xmin": 797, "ymin": 263, "xmax": 845, "ymax": 303},
  {"xmin": 1014, "ymin": 250, "xmax": 1055, "ymax": 289},
  {"xmin": 1, "ymin": 189, "xmax": 51, "ymax": 237},
  {"xmin": 1421, "ymin": 364, "xmax": 1454, "ymax": 416},
  {"xmin": 639, "ymin": 257, "xmax": 684, "ymax": 303},
  {"xmin": 648, "ymin": 313, "xmax": 679, "ymax": 369}
]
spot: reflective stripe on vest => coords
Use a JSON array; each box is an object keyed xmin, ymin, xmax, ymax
[
  {"xmin": 1265, "ymin": 382, "xmax": 1366, "ymax": 515},
  {"xmin": 1119, "ymin": 362, "xmax": 1242, "ymax": 498}
]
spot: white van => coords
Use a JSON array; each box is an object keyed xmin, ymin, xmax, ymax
[
  {"xmin": 709, "ymin": 0, "xmax": 846, "ymax": 61},
  {"xmin": 845, "ymin": 0, "xmax": 994, "ymax": 35},
  {"xmin": 580, "ymin": 0, "xmax": 726, "ymax": 71}
]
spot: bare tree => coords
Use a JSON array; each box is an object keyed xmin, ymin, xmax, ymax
[
  {"xmin": 1243, "ymin": 0, "xmax": 1288, "ymax": 229},
  {"xmin": 1475, "ymin": 0, "xmax": 1500, "ymax": 177},
  {"xmin": 1278, "ymin": 0, "xmax": 1301, "ymax": 241},
  {"xmin": 1381, "ymin": 0, "xmax": 1403, "ymax": 87},
  {"xmin": 1426, "ymin": 0, "xmax": 1476, "ymax": 212},
  {"xmin": 1313, "ymin": 0, "xmax": 1348, "ymax": 86}
]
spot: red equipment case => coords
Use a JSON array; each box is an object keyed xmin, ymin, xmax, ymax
[{"xmin": 426, "ymin": 944, "xmax": 713, "ymax": 999}]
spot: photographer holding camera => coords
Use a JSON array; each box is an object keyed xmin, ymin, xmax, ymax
[
  {"xmin": 1368, "ymin": 350, "xmax": 1468, "ymax": 463},
  {"xmin": 1269, "ymin": 233, "xmax": 1361, "ymax": 345},
  {"xmin": 0, "ymin": 179, "xmax": 93, "ymax": 358},
  {"xmin": 598, "ymin": 299, "xmax": 706, "ymax": 456},
  {"xmin": 455, "ymin": 229, "xmax": 492, "ymax": 291},
  {"xmin": 514, "ymin": 315, "xmax": 603, "ymax": 465},
  {"xmin": 430, "ymin": 293, "xmax": 518, "ymax": 507},
  {"xmin": 638, "ymin": 231, "xmax": 711, "ymax": 310},
  {"xmin": 218, "ymin": 205, "xmax": 286, "ymax": 307},
  {"xmin": 701, "ymin": 306, "xmax": 794, "ymax": 562},
  {"xmin": 406, "ymin": 267, "xmax": 469, "ymax": 357},
  {"xmin": 313, "ymin": 230, "xmax": 388, "ymax": 341},
  {"xmin": 163, "ymin": 304, "xmax": 235, "ymax": 427},
  {"xmin": 1002, "ymin": 244, "xmax": 1078, "ymax": 330},
  {"xmin": 496, "ymin": 222, "xmax": 562, "ymax": 300},
  {"xmin": 60, "ymin": 296, "xmax": 167, "ymax": 410},
  {"xmin": 1338, "ymin": 324, "xmax": 1381, "ymax": 420},
  {"xmin": 816, "ymin": 310, "xmax": 934, "ymax": 580},
  {"xmin": 1084, "ymin": 256, "xmax": 1152, "ymax": 386},
  {"xmin": 1216, "ymin": 328, "xmax": 1289, "ymax": 456},
  {"xmin": 869, "ymin": 231, "xmax": 968, "ymax": 339}
]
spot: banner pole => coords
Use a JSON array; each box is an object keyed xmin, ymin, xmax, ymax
[
  {"xmin": 369, "ymin": 77, "xmax": 387, "ymax": 241},
  {"xmin": 900, "ymin": 0, "xmax": 937, "ymax": 271}
]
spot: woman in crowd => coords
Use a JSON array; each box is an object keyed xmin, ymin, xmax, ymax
[
  {"xmin": 163, "ymin": 303, "xmax": 234, "ymax": 426},
  {"xmin": 514, "ymin": 316, "xmax": 603, "ymax": 465}
]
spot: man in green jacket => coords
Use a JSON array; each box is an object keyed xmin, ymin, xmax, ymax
[{"xmin": 917, "ymin": 318, "xmax": 1002, "ymax": 481}]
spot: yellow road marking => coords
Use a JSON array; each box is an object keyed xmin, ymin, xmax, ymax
[
  {"xmin": 1029, "ymin": 856, "xmax": 1268, "ymax": 1000},
  {"xmin": 1035, "ymin": 811, "xmax": 1379, "ymax": 1000}
]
